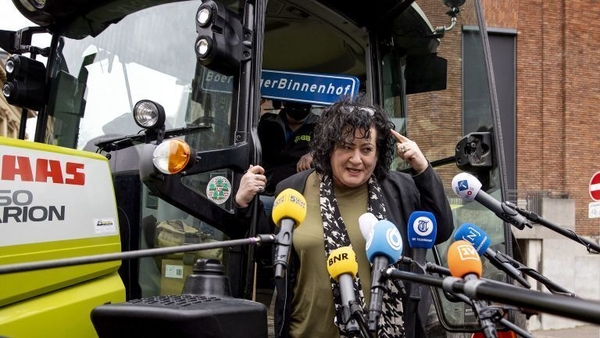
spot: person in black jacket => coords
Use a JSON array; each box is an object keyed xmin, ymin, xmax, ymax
[
  {"xmin": 236, "ymin": 97, "xmax": 454, "ymax": 338},
  {"xmin": 258, "ymin": 100, "xmax": 318, "ymax": 193}
]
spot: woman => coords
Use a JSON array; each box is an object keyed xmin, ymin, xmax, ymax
[{"xmin": 235, "ymin": 98, "xmax": 454, "ymax": 338}]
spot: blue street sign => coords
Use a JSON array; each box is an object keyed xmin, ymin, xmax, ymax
[
  {"xmin": 260, "ymin": 70, "xmax": 360, "ymax": 105},
  {"xmin": 200, "ymin": 69, "xmax": 360, "ymax": 105}
]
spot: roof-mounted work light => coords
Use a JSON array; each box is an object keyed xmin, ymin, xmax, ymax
[
  {"xmin": 194, "ymin": 0, "xmax": 249, "ymax": 75},
  {"xmin": 2, "ymin": 55, "xmax": 47, "ymax": 111}
]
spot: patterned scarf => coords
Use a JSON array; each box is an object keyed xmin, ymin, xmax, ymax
[{"xmin": 319, "ymin": 174, "xmax": 405, "ymax": 337}]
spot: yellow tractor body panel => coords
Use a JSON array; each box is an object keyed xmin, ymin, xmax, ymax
[{"xmin": 0, "ymin": 137, "xmax": 125, "ymax": 335}]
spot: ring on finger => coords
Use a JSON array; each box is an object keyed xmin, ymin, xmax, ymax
[{"xmin": 400, "ymin": 144, "xmax": 406, "ymax": 153}]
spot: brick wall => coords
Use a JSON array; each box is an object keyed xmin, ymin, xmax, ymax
[{"xmin": 483, "ymin": 0, "xmax": 600, "ymax": 235}]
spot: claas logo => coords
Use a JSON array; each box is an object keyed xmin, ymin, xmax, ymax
[
  {"xmin": 1, "ymin": 155, "xmax": 85, "ymax": 185},
  {"xmin": 456, "ymin": 244, "xmax": 480, "ymax": 261}
]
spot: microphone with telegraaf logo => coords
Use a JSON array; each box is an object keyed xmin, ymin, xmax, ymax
[
  {"xmin": 406, "ymin": 211, "xmax": 437, "ymax": 301},
  {"xmin": 403, "ymin": 211, "xmax": 437, "ymax": 338},
  {"xmin": 271, "ymin": 188, "xmax": 307, "ymax": 279}
]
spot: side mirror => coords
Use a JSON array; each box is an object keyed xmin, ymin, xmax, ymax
[
  {"xmin": 194, "ymin": 0, "xmax": 249, "ymax": 76},
  {"xmin": 405, "ymin": 54, "xmax": 447, "ymax": 94},
  {"xmin": 455, "ymin": 132, "xmax": 494, "ymax": 190},
  {"xmin": 0, "ymin": 27, "xmax": 48, "ymax": 55},
  {"xmin": 455, "ymin": 132, "xmax": 493, "ymax": 172}
]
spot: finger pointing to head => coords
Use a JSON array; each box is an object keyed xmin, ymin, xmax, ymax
[{"xmin": 390, "ymin": 129, "xmax": 409, "ymax": 143}]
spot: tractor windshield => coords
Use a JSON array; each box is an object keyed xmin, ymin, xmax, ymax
[{"xmin": 45, "ymin": 0, "xmax": 238, "ymax": 153}]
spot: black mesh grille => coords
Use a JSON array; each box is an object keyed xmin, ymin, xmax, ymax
[{"xmin": 127, "ymin": 294, "xmax": 222, "ymax": 307}]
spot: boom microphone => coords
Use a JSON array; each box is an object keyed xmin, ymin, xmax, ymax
[
  {"xmin": 0, "ymin": 235, "xmax": 276, "ymax": 275},
  {"xmin": 454, "ymin": 223, "xmax": 531, "ymax": 288},
  {"xmin": 384, "ymin": 267, "xmax": 600, "ymax": 326},
  {"xmin": 364, "ymin": 220, "xmax": 403, "ymax": 332},
  {"xmin": 271, "ymin": 188, "xmax": 307, "ymax": 279},
  {"xmin": 452, "ymin": 172, "xmax": 531, "ymax": 230},
  {"xmin": 326, "ymin": 246, "xmax": 361, "ymax": 329}
]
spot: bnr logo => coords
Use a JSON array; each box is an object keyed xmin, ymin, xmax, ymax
[
  {"xmin": 412, "ymin": 216, "xmax": 433, "ymax": 237},
  {"xmin": 328, "ymin": 252, "xmax": 350, "ymax": 266},
  {"xmin": 457, "ymin": 244, "xmax": 480, "ymax": 261}
]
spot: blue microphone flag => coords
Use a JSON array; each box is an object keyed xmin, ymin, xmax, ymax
[
  {"xmin": 454, "ymin": 223, "xmax": 491, "ymax": 256},
  {"xmin": 365, "ymin": 220, "xmax": 403, "ymax": 264},
  {"xmin": 407, "ymin": 211, "xmax": 437, "ymax": 249}
]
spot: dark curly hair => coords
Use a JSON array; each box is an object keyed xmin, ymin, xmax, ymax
[{"xmin": 311, "ymin": 97, "xmax": 396, "ymax": 180}]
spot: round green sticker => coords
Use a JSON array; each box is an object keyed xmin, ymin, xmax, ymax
[{"xmin": 206, "ymin": 176, "xmax": 231, "ymax": 204}]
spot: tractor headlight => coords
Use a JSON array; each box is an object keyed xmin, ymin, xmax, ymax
[{"xmin": 133, "ymin": 100, "xmax": 166, "ymax": 130}]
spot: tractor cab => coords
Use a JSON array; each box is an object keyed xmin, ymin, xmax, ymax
[{"xmin": 0, "ymin": 0, "xmax": 520, "ymax": 336}]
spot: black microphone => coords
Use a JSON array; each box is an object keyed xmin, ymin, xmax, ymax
[
  {"xmin": 271, "ymin": 188, "xmax": 307, "ymax": 279},
  {"xmin": 385, "ymin": 267, "xmax": 600, "ymax": 326},
  {"xmin": 454, "ymin": 223, "xmax": 531, "ymax": 288},
  {"xmin": 451, "ymin": 172, "xmax": 531, "ymax": 230}
]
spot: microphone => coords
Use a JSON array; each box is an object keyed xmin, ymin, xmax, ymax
[
  {"xmin": 271, "ymin": 188, "xmax": 307, "ymax": 279},
  {"xmin": 364, "ymin": 220, "xmax": 403, "ymax": 332},
  {"xmin": 447, "ymin": 240, "xmax": 498, "ymax": 337},
  {"xmin": 358, "ymin": 212, "xmax": 378, "ymax": 240},
  {"xmin": 406, "ymin": 211, "xmax": 437, "ymax": 301},
  {"xmin": 407, "ymin": 211, "xmax": 437, "ymax": 265},
  {"xmin": 326, "ymin": 246, "xmax": 361, "ymax": 329},
  {"xmin": 447, "ymin": 240, "xmax": 482, "ymax": 281},
  {"xmin": 451, "ymin": 172, "xmax": 531, "ymax": 230},
  {"xmin": 454, "ymin": 223, "xmax": 531, "ymax": 288}
]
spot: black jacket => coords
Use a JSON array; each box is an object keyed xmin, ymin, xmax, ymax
[
  {"xmin": 239, "ymin": 166, "xmax": 454, "ymax": 338},
  {"xmin": 257, "ymin": 111, "xmax": 319, "ymax": 195}
]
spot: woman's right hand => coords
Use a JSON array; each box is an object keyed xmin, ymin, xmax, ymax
[{"xmin": 235, "ymin": 164, "xmax": 267, "ymax": 208}]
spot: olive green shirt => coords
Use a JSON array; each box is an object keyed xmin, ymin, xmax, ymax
[{"xmin": 289, "ymin": 172, "xmax": 373, "ymax": 338}]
